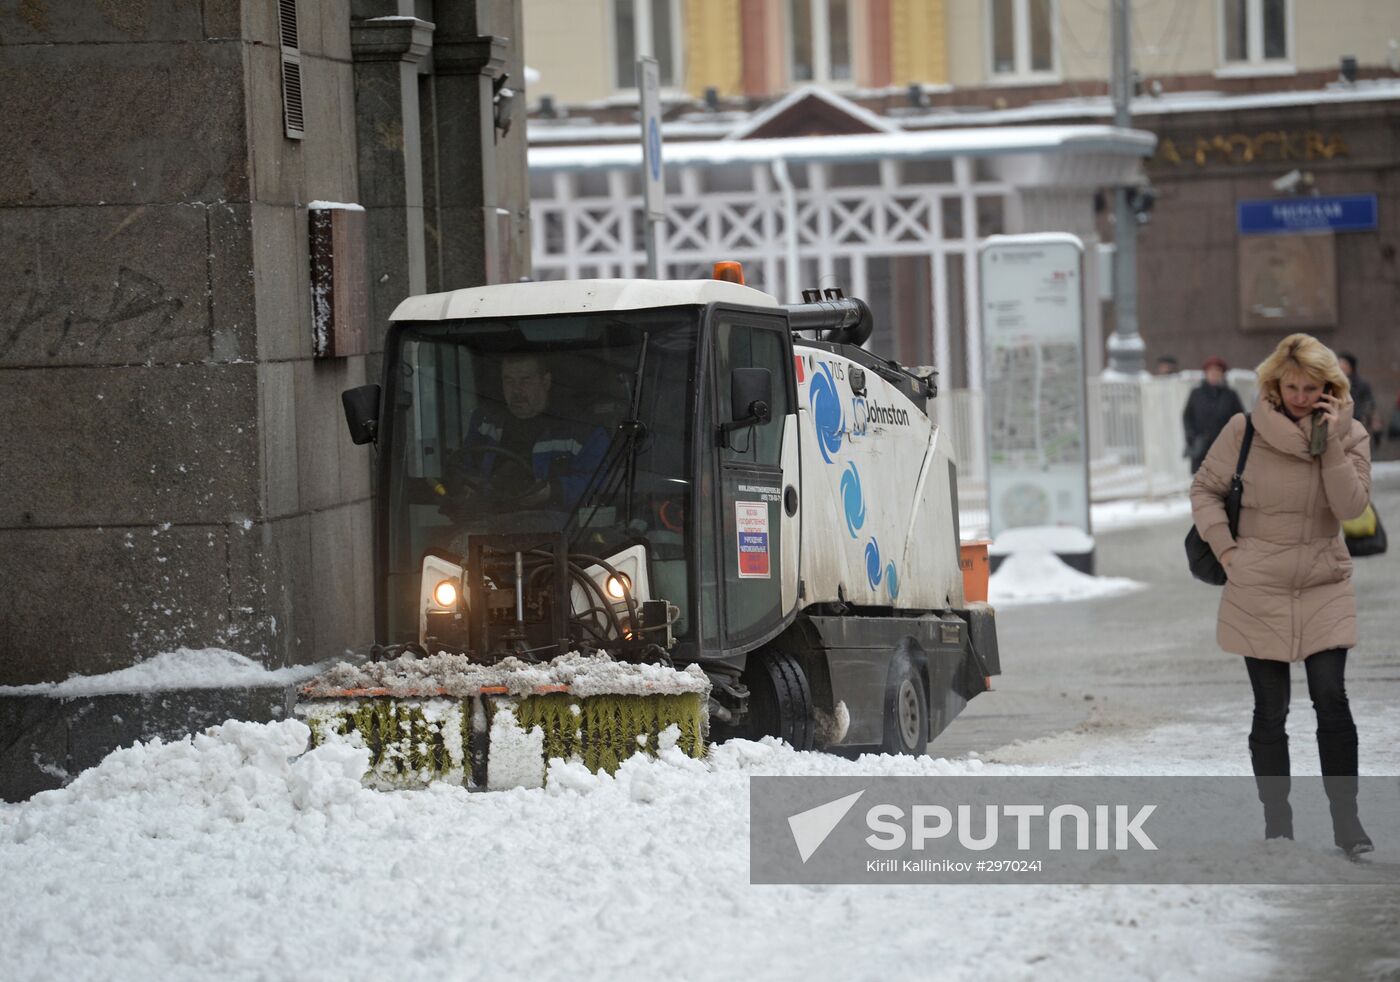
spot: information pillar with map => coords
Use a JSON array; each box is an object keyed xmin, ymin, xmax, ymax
[{"xmin": 978, "ymin": 234, "xmax": 1093, "ymax": 573}]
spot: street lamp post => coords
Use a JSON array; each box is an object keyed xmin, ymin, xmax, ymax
[{"xmin": 1108, "ymin": 0, "xmax": 1145, "ymax": 374}]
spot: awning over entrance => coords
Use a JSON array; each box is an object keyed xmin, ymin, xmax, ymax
[{"xmin": 530, "ymin": 124, "xmax": 1155, "ymax": 188}]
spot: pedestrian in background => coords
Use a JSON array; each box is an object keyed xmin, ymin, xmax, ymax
[
  {"xmin": 1190, "ymin": 334, "xmax": 1373, "ymax": 856},
  {"xmin": 1183, "ymin": 356, "xmax": 1245, "ymax": 472},
  {"xmin": 1338, "ymin": 351, "xmax": 1380, "ymax": 450},
  {"xmin": 1154, "ymin": 354, "xmax": 1179, "ymax": 376}
]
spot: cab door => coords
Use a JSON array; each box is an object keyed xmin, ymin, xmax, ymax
[{"xmin": 704, "ymin": 308, "xmax": 799, "ymax": 654}]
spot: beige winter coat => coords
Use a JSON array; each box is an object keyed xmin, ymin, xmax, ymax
[{"xmin": 1190, "ymin": 397, "xmax": 1371, "ymax": 662}]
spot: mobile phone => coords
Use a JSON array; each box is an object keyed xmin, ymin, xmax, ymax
[
  {"xmin": 1310, "ymin": 385, "xmax": 1331, "ymax": 455},
  {"xmin": 1312, "ymin": 383, "xmax": 1334, "ymax": 419}
]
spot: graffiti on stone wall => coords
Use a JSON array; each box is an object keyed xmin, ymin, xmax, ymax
[{"xmin": 2, "ymin": 267, "xmax": 196, "ymax": 360}]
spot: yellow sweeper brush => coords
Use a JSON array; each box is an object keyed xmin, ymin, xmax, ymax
[{"xmin": 296, "ymin": 652, "xmax": 709, "ymax": 790}]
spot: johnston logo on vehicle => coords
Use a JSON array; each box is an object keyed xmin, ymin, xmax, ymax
[
  {"xmin": 865, "ymin": 401, "xmax": 911, "ymax": 428},
  {"xmin": 851, "ymin": 396, "xmax": 912, "ymax": 437}
]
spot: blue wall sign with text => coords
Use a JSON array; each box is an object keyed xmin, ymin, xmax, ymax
[{"xmin": 1237, "ymin": 194, "xmax": 1378, "ymax": 235}]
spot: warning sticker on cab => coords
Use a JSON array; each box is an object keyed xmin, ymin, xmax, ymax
[{"xmin": 736, "ymin": 501, "xmax": 771, "ymax": 579}]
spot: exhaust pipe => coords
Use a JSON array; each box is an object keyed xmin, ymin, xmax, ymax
[{"xmin": 784, "ymin": 296, "xmax": 874, "ymax": 347}]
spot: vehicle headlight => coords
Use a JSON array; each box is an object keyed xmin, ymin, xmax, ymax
[
  {"xmin": 433, "ymin": 579, "xmax": 459, "ymax": 608},
  {"xmin": 605, "ymin": 573, "xmax": 631, "ymax": 600}
]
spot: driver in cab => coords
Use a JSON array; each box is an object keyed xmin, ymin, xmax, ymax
[{"xmin": 448, "ymin": 353, "xmax": 607, "ymax": 512}]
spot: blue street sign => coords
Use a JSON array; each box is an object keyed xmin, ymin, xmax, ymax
[
  {"xmin": 1237, "ymin": 194, "xmax": 1378, "ymax": 235},
  {"xmin": 638, "ymin": 57, "xmax": 665, "ymax": 223},
  {"xmin": 648, "ymin": 118, "xmax": 662, "ymax": 181}
]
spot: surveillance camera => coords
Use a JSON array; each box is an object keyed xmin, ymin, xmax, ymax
[
  {"xmin": 1272, "ymin": 169, "xmax": 1303, "ymax": 193},
  {"xmin": 1127, "ymin": 185, "xmax": 1157, "ymax": 225}
]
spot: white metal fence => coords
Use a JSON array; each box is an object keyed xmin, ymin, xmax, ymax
[{"xmin": 936, "ymin": 371, "xmax": 1257, "ymax": 516}]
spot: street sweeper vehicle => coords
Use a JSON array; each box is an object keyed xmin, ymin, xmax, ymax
[{"xmin": 303, "ymin": 269, "xmax": 999, "ymax": 788}]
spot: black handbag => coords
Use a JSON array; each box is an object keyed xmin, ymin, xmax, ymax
[{"xmin": 1185, "ymin": 415, "xmax": 1254, "ymax": 585}]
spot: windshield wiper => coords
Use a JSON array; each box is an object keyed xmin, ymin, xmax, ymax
[
  {"xmin": 622, "ymin": 333, "xmax": 649, "ymax": 524},
  {"xmin": 566, "ymin": 332, "xmax": 651, "ymax": 541}
]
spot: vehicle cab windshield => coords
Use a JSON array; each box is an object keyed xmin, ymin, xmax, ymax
[{"xmin": 382, "ymin": 308, "xmax": 700, "ymax": 646}]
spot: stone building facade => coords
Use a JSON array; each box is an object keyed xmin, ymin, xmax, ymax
[
  {"xmin": 1133, "ymin": 94, "xmax": 1399, "ymax": 396},
  {"xmin": 0, "ymin": 0, "xmax": 529, "ymax": 689}
]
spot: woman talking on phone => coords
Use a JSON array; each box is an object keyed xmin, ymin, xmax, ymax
[{"xmin": 1190, "ymin": 334, "xmax": 1374, "ymax": 856}]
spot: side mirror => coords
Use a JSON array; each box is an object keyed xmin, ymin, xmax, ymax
[
  {"xmin": 342, "ymin": 384, "xmax": 381, "ymax": 445},
  {"xmin": 730, "ymin": 367, "xmax": 773, "ymax": 425},
  {"xmin": 719, "ymin": 367, "xmax": 773, "ymax": 446}
]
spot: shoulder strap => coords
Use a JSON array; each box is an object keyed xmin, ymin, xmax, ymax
[{"xmin": 1233, "ymin": 414, "xmax": 1254, "ymax": 479}]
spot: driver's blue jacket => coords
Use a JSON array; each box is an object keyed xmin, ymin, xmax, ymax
[{"xmin": 462, "ymin": 410, "xmax": 609, "ymax": 508}]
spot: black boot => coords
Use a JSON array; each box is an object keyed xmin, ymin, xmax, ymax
[
  {"xmin": 1319, "ymin": 731, "xmax": 1372, "ymax": 857},
  {"xmin": 1324, "ymin": 776, "xmax": 1373, "ymax": 857},
  {"xmin": 1249, "ymin": 737, "xmax": 1293, "ymax": 840}
]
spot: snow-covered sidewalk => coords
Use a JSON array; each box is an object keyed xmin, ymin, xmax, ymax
[
  {"xmin": 10, "ymin": 699, "xmax": 1398, "ymax": 981},
  {"xmin": 5, "ymin": 481, "xmax": 1395, "ymax": 980}
]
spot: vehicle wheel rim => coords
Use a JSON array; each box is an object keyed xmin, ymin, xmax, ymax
[{"xmin": 896, "ymin": 678, "xmax": 921, "ymax": 748}]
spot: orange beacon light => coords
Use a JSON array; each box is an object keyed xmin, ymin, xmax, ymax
[{"xmin": 712, "ymin": 261, "xmax": 745, "ymax": 285}]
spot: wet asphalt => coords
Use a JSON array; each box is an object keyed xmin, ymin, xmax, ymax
[
  {"xmin": 937, "ymin": 468, "xmax": 1400, "ymax": 762},
  {"xmin": 933, "ymin": 466, "xmax": 1400, "ymax": 980}
]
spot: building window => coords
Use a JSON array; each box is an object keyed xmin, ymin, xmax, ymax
[
  {"xmin": 614, "ymin": 0, "xmax": 682, "ymax": 90},
  {"xmin": 1220, "ymin": 0, "xmax": 1290, "ymax": 66},
  {"xmin": 989, "ymin": 0, "xmax": 1056, "ymax": 78},
  {"xmin": 789, "ymin": 0, "xmax": 853, "ymax": 84}
]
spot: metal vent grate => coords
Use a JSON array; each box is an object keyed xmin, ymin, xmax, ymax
[
  {"xmin": 282, "ymin": 58, "xmax": 305, "ymax": 137},
  {"xmin": 278, "ymin": 0, "xmax": 299, "ymax": 49},
  {"xmin": 278, "ymin": 0, "xmax": 304, "ymax": 140}
]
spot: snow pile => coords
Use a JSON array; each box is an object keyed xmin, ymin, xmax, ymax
[
  {"xmin": 0, "ymin": 648, "xmax": 328, "ymax": 698},
  {"xmin": 983, "ymin": 524, "xmax": 1144, "ymax": 607},
  {"xmin": 988, "ymin": 524, "xmax": 1094, "ymax": 558},
  {"xmin": 989, "ymin": 550, "xmax": 1145, "ymax": 607},
  {"xmin": 301, "ymin": 649, "xmax": 711, "ymax": 699},
  {"xmin": 5, "ymin": 720, "xmax": 372, "ymax": 837},
  {"xmin": 0, "ymin": 713, "xmax": 1319, "ymax": 980}
]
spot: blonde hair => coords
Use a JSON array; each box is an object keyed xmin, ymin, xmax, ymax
[{"xmin": 1255, "ymin": 333, "xmax": 1350, "ymax": 408}]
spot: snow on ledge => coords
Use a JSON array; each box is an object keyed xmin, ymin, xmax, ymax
[
  {"xmin": 300, "ymin": 650, "xmax": 711, "ymax": 700},
  {"xmin": 307, "ymin": 200, "xmax": 364, "ymax": 211},
  {"xmin": 0, "ymin": 648, "xmax": 328, "ymax": 698}
]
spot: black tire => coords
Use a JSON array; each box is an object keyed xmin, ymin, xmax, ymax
[
  {"xmin": 744, "ymin": 649, "xmax": 815, "ymax": 751},
  {"xmin": 881, "ymin": 651, "xmax": 929, "ymax": 756}
]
